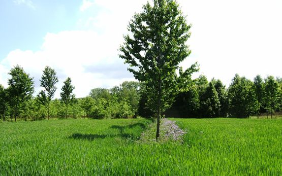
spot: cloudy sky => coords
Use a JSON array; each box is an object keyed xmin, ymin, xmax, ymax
[{"xmin": 0, "ymin": 0, "xmax": 282, "ymax": 98}]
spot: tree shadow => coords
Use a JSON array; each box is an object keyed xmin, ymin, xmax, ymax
[
  {"xmin": 70, "ymin": 133, "xmax": 109, "ymax": 140},
  {"xmin": 69, "ymin": 122, "xmax": 148, "ymax": 141}
]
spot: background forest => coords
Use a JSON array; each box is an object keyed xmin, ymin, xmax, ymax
[{"xmin": 1, "ymin": 65, "xmax": 281, "ymax": 121}]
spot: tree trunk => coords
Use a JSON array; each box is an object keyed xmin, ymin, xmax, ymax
[
  {"xmin": 66, "ymin": 104, "xmax": 68, "ymax": 119},
  {"xmin": 47, "ymin": 101, "xmax": 50, "ymax": 120},
  {"xmin": 271, "ymin": 107, "xmax": 273, "ymax": 119},
  {"xmin": 15, "ymin": 104, "xmax": 17, "ymax": 122},
  {"xmin": 156, "ymin": 75, "xmax": 162, "ymax": 141},
  {"xmin": 3, "ymin": 109, "xmax": 5, "ymax": 121}
]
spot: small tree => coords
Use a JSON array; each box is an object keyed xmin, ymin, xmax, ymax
[
  {"xmin": 200, "ymin": 82, "xmax": 220, "ymax": 118},
  {"xmin": 264, "ymin": 76, "xmax": 280, "ymax": 118},
  {"xmin": 8, "ymin": 65, "xmax": 34, "ymax": 121},
  {"xmin": 119, "ymin": 81, "xmax": 140, "ymax": 117},
  {"xmin": 80, "ymin": 96, "xmax": 95, "ymax": 117},
  {"xmin": 0, "ymin": 85, "xmax": 9, "ymax": 121},
  {"xmin": 253, "ymin": 75, "xmax": 265, "ymax": 116},
  {"xmin": 212, "ymin": 79, "xmax": 228, "ymax": 117},
  {"xmin": 38, "ymin": 66, "xmax": 59, "ymax": 120},
  {"xmin": 172, "ymin": 82, "xmax": 200, "ymax": 118},
  {"xmin": 228, "ymin": 74, "xmax": 258, "ymax": 118},
  {"xmin": 60, "ymin": 77, "xmax": 75, "ymax": 118},
  {"xmin": 120, "ymin": 0, "xmax": 197, "ymax": 140}
]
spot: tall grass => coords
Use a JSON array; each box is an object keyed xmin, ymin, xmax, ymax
[
  {"xmin": 0, "ymin": 118, "xmax": 282, "ymax": 175},
  {"xmin": 176, "ymin": 118, "xmax": 282, "ymax": 175}
]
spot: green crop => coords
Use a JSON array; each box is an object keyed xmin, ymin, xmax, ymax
[{"xmin": 0, "ymin": 118, "xmax": 282, "ymax": 175}]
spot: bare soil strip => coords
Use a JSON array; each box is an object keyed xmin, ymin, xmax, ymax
[{"xmin": 139, "ymin": 118, "xmax": 186, "ymax": 143}]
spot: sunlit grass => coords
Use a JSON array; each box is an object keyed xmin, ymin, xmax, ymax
[
  {"xmin": 0, "ymin": 118, "xmax": 282, "ymax": 175},
  {"xmin": 175, "ymin": 118, "xmax": 282, "ymax": 175}
]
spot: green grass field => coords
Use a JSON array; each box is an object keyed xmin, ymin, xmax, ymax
[{"xmin": 1, "ymin": 118, "xmax": 282, "ymax": 175}]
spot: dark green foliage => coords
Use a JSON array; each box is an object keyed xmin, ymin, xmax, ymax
[
  {"xmin": 212, "ymin": 79, "xmax": 228, "ymax": 117},
  {"xmin": 120, "ymin": 0, "xmax": 197, "ymax": 139},
  {"xmin": 138, "ymin": 84, "xmax": 154, "ymax": 118},
  {"xmin": 228, "ymin": 74, "xmax": 258, "ymax": 118},
  {"xmin": 264, "ymin": 76, "xmax": 280, "ymax": 118},
  {"xmin": 38, "ymin": 66, "xmax": 59, "ymax": 120},
  {"xmin": 200, "ymin": 82, "xmax": 220, "ymax": 118},
  {"xmin": 195, "ymin": 75, "xmax": 209, "ymax": 95},
  {"xmin": 0, "ymin": 85, "xmax": 9, "ymax": 121},
  {"xmin": 60, "ymin": 77, "xmax": 75, "ymax": 118},
  {"xmin": 254, "ymin": 75, "xmax": 265, "ymax": 115},
  {"xmin": 170, "ymin": 84, "xmax": 200, "ymax": 118},
  {"xmin": 276, "ymin": 78, "xmax": 282, "ymax": 112},
  {"xmin": 7, "ymin": 65, "xmax": 34, "ymax": 121}
]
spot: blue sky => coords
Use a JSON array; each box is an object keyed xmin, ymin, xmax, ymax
[
  {"xmin": 1, "ymin": 0, "xmax": 282, "ymax": 98},
  {"xmin": 0, "ymin": 0, "xmax": 81, "ymax": 59}
]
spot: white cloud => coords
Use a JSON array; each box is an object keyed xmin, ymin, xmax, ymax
[
  {"xmin": 80, "ymin": 0, "xmax": 95, "ymax": 12},
  {"xmin": 2, "ymin": 0, "xmax": 282, "ymax": 96},
  {"xmin": 0, "ymin": 30, "xmax": 133, "ymax": 98},
  {"xmin": 13, "ymin": 0, "xmax": 35, "ymax": 9},
  {"xmin": 179, "ymin": 0, "xmax": 282, "ymax": 85}
]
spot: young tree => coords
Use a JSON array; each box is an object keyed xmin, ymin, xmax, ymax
[
  {"xmin": 264, "ymin": 76, "xmax": 280, "ymax": 118},
  {"xmin": 60, "ymin": 77, "xmax": 75, "ymax": 118},
  {"xmin": 120, "ymin": 0, "xmax": 197, "ymax": 140},
  {"xmin": 119, "ymin": 81, "xmax": 140, "ymax": 117},
  {"xmin": 0, "ymin": 85, "xmax": 9, "ymax": 121},
  {"xmin": 228, "ymin": 74, "xmax": 258, "ymax": 118},
  {"xmin": 276, "ymin": 78, "xmax": 282, "ymax": 112},
  {"xmin": 38, "ymin": 66, "xmax": 59, "ymax": 120},
  {"xmin": 200, "ymin": 82, "xmax": 220, "ymax": 118},
  {"xmin": 8, "ymin": 65, "xmax": 34, "ymax": 121},
  {"xmin": 253, "ymin": 75, "xmax": 265, "ymax": 116},
  {"xmin": 80, "ymin": 96, "xmax": 95, "ymax": 117},
  {"xmin": 171, "ymin": 83, "xmax": 200, "ymax": 118},
  {"xmin": 212, "ymin": 79, "xmax": 228, "ymax": 117}
]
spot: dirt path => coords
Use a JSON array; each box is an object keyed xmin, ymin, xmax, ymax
[
  {"xmin": 139, "ymin": 118, "xmax": 186, "ymax": 143},
  {"xmin": 162, "ymin": 118, "xmax": 186, "ymax": 141}
]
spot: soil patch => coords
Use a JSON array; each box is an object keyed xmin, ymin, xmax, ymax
[{"xmin": 139, "ymin": 118, "xmax": 186, "ymax": 143}]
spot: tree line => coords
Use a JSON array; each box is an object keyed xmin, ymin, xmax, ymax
[
  {"xmin": 0, "ymin": 65, "xmax": 143, "ymax": 121},
  {"xmin": 1, "ymin": 0, "xmax": 281, "ymax": 125},
  {"xmin": 0, "ymin": 65, "xmax": 75, "ymax": 121},
  {"xmin": 0, "ymin": 65, "xmax": 281, "ymax": 121},
  {"xmin": 168, "ymin": 74, "xmax": 282, "ymax": 119}
]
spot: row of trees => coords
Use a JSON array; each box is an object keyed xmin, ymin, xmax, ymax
[
  {"xmin": 169, "ymin": 74, "xmax": 282, "ymax": 118},
  {"xmin": 1, "ymin": 65, "xmax": 282, "ymax": 122},
  {"xmin": 0, "ymin": 65, "xmax": 75, "ymax": 121},
  {"xmin": 0, "ymin": 65, "xmax": 142, "ymax": 121}
]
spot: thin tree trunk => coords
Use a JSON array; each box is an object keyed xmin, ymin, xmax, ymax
[
  {"xmin": 156, "ymin": 75, "xmax": 162, "ymax": 141},
  {"xmin": 271, "ymin": 107, "xmax": 273, "ymax": 119},
  {"xmin": 47, "ymin": 101, "xmax": 50, "ymax": 120},
  {"xmin": 3, "ymin": 109, "xmax": 5, "ymax": 121},
  {"xmin": 15, "ymin": 103, "xmax": 17, "ymax": 122},
  {"xmin": 66, "ymin": 104, "xmax": 68, "ymax": 119}
]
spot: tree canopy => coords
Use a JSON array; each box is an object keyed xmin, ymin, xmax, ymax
[
  {"xmin": 7, "ymin": 65, "xmax": 34, "ymax": 121},
  {"xmin": 61, "ymin": 77, "xmax": 75, "ymax": 118},
  {"xmin": 38, "ymin": 66, "xmax": 59, "ymax": 120},
  {"xmin": 120, "ymin": 0, "xmax": 197, "ymax": 140}
]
